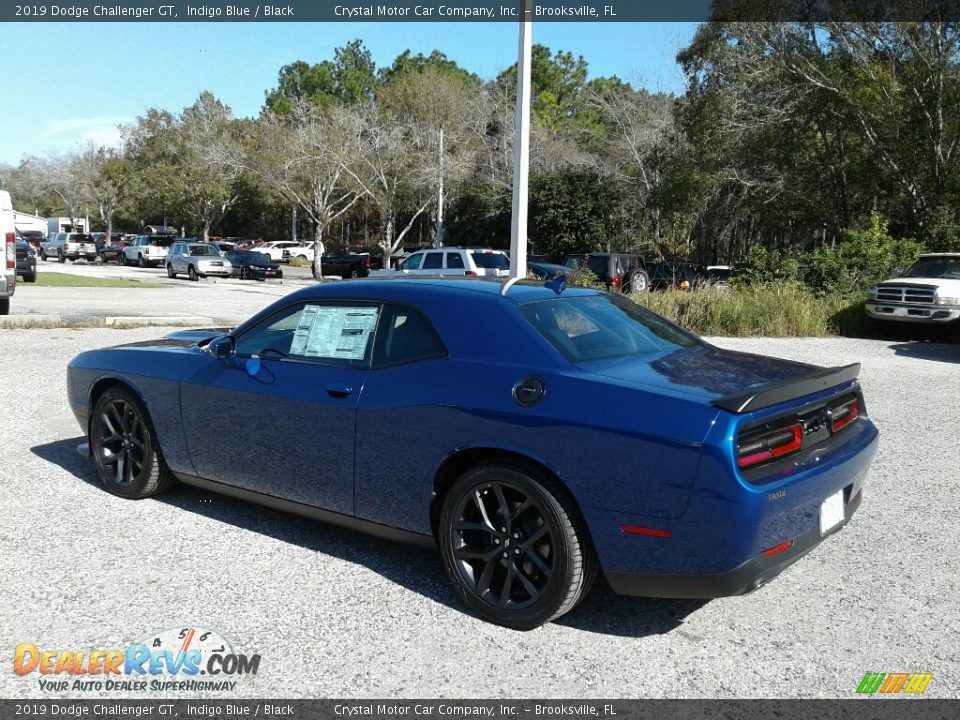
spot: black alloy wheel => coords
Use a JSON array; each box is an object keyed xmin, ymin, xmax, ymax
[
  {"xmin": 439, "ymin": 462, "xmax": 596, "ymax": 629},
  {"xmin": 90, "ymin": 387, "xmax": 176, "ymax": 499}
]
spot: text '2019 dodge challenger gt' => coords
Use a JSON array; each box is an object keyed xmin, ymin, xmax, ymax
[{"xmin": 67, "ymin": 278, "xmax": 878, "ymax": 629}]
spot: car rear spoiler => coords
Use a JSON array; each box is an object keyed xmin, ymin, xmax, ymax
[{"xmin": 712, "ymin": 363, "xmax": 861, "ymax": 414}]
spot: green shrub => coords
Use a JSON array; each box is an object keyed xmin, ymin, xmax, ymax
[
  {"xmin": 288, "ymin": 256, "xmax": 310, "ymax": 267},
  {"xmin": 802, "ymin": 213, "xmax": 923, "ymax": 296}
]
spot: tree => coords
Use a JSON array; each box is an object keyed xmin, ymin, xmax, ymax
[
  {"xmin": 74, "ymin": 144, "xmax": 128, "ymax": 240},
  {"xmin": 254, "ymin": 102, "xmax": 362, "ymax": 278}
]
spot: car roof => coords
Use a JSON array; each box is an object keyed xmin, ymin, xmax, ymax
[
  {"xmin": 283, "ymin": 276, "xmax": 601, "ymax": 305},
  {"xmin": 917, "ymin": 253, "xmax": 960, "ymax": 258}
]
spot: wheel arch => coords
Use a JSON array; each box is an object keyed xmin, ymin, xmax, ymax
[
  {"xmin": 86, "ymin": 377, "xmax": 149, "ymax": 437},
  {"xmin": 429, "ymin": 445, "xmax": 588, "ymax": 541}
]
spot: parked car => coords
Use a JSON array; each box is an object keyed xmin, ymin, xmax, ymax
[
  {"xmin": 18, "ymin": 229, "xmax": 45, "ymax": 250},
  {"xmin": 562, "ymin": 253, "xmax": 648, "ymax": 293},
  {"xmin": 121, "ymin": 235, "xmax": 175, "ymax": 268},
  {"xmin": 95, "ymin": 234, "xmax": 125, "ymax": 263},
  {"xmin": 258, "ymin": 241, "xmax": 301, "ymax": 262},
  {"xmin": 320, "ymin": 250, "xmax": 380, "ymax": 279},
  {"xmin": 865, "ymin": 253, "xmax": 960, "ymax": 325},
  {"xmin": 373, "ymin": 247, "xmax": 510, "ymax": 277},
  {"xmin": 225, "ymin": 250, "xmax": 283, "ymax": 281},
  {"xmin": 166, "ymin": 241, "xmax": 233, "ymax": 280},
  {"xmin": 283, "ymin": 241, "xmax": 321, "ymax": 263},
  {"xmin": 704, "ymin": 265, "xmax": 733, "ymax": 289},
  {"xmin": 528, "ymin": 262, "xmax": 572, "ymax": 281},
  {"xmin": 212, "ymin": 241, "xmax": 236, "ymax": 254},
  {"xmin": 15, "ymin": 237, "xmax": 37, "ymax": 283},
  {"xmin": 647, "ymin": 261, "xmax": 701, "ymax": 291},
  {"xmin": 40, "ymin": 233, "xmax": 98, "ymax": 263},
  {"xmin": 68, "ymin": 278, "xmax": 879, "ymax": 629}
]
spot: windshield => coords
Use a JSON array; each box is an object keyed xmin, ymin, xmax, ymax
[
  {"xmin": 471, "ymin": 252, "xmax": 509, "ymax": 269},
  {"xmin": 904, "ymin": 257, "xmax": 960, "ymax": 279},
  {"xmin": 189, "ymin": 245, "xmax": 217, "ymax": 256},
  {"xmin": 519, "ymin": 294, "xmax": 700, "ymax": 363}
]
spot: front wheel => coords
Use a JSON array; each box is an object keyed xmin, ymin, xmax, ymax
[
  {"xmin": 138, "ymin": 254, "xmax": 146, "ymax": 268},
  {"xmin": 188, "ymin": 265, "xmax": 198, "ymax": 281},
  {"xmin": 438, "ymin": 461, "xmax": 596, "ymax": 630},
  {"xmin": 166, "ymin": 264, "xmax": 176, "ymax": 279},
  {"xmin": 89, "ymin": 387, "xmax": 176, "ymax": 499},
  {"xmin": 239, "ymin": 267, "xmax": 249, "ymax": 280},
  {"xmin": 58, "ymin": 251, "xmax": 66, "ymax": 263}
]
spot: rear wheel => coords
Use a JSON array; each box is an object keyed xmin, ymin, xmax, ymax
[
  {"xmin": 0, "ymin": 298, "xmax": 9, "ymax": 315},
  {"xmin": 138, "ymin": 254, "xmax": 146, "ymax": 268},
  {"xmin": 350, "ymin": 269, "xmax": 360, "ymax": 279},
  {"xmin": 627, "ymin": 269, "xmax": 649, "ymax": 294},
  {"xmin": 90, "ymin": 387, "xmax": 177, "ymax": 499},
  {"xmin": 23, "ymin": 272, "xmax": 36, "ymax": 283},
  {"xmin": 58, "ymin": 250, "xmax": 66, "ymax": 263},
  {"xmin": 40, "ymin": 250, "xmax": 47, "ymax": 262},
  {"xmin": 438, "ymin": 461, "xmax": 596, "ymax": 630}
]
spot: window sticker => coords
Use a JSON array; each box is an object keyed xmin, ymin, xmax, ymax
[{"xmin": 289, "ymin": 305, "xmax": 379, "ymax": 360}]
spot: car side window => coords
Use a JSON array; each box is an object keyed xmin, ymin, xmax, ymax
[
  {"xmin": 403, "ymin": 253, "xmax": 423, "ymax": 270},
  {"xmin": 235, "ymin": 302, "xmax": 380, "ymax": 367},
  {"xmin": 423, "ymin": 252, "xmax": 444, "ymax": 270},
  {"xmin": 372, "ymin": 305, "xmax": 446, "ymax": 368},
  {"xmin": 445, "ymin": 252, "xmax": 465, "ymax": 269}
]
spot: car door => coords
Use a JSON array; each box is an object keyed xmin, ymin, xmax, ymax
[{"xmin": 179, "ymin": 299, "xmax": 381, "ymax": 514}]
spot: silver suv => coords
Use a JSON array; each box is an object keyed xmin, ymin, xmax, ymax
[
  {"xmin": 40, "ymin": 233, "xmax": 97, "ymax": 263},
  {"xmin": 166, "ymin": 241, "xmax": 233, "ymax": 280},
  {"xmin": 373, "ymin": 247, "xmax": 510, "ymax": 277},
  {"xmin": 121, "ymin": 235, "xmax": 174, "ymax": 268}
]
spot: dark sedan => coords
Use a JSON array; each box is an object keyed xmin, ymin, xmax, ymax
[
  {"xmin": 67, "ymin": 278, "xmax": 878, "ymax": 629},
  {"xmin": 225, "ymin": 250, "xmax": 283, "ymax": 280}
]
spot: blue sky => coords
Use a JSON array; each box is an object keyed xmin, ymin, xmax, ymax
[{"xmin": 0, "ymin": 21, "xmax": 698, "ymax": 166}]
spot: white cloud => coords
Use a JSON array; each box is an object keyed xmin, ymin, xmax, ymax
[{"xmin": 42, "ymin": 116, "xmax": 131, "ymax": 138}]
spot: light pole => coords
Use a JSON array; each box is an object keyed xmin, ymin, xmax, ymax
[{"xmin": 508, "ymin": 0, "xmax": 533, "ymax": 280}]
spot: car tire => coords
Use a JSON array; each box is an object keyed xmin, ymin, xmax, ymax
[
  {"xmin": 90, "ymin": 386, "xmax": 177, "ymax": 500},
  {"xmin": 240, "ymin": 267, "xmax": 249, "ymax": 280},
  {"xmin": 0, "ymin": 298, "xmax": 9, "ymax": 315},
  {"xmin": 58, "ymin": 251, "xmax": 66, "ymax": 263},
  {"xmin": 350, "ymin": 269, "xmax": 360, "ymax": 279},
  {"xmin": 166, "ymin": 264, "xmax": 176, "ymax": 279},
  {"xmin": 23, "ymin": 272, "xmax": 36, "ymax": 283},
  {"xmin": 40, "ymin": 250, "xmax": 47, "ymax": 262},
  {"xmin": 138, "ymin": 254, "xmax": 146, "ymax": 268},
  {"xmin": 188, "ymin": 265, "xmax": 198, "ymax": 281},
  {"xmin": 438, "ymin": 460, "xmax": 597, "ymax": 630},
  {"xmin": 627, "ymin": 270, "xmax": 649, "ymax": 294}
]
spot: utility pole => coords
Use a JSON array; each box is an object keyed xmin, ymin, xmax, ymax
[
  {"xmin": 436, "ymin": 127, "xmax": 444, "ymax": 248},
  {"xmin": 508, "ymin": 0, "xmax": 532, "ymax": 280}
]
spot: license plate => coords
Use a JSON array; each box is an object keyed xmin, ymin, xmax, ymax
[{"xmin": 819, "ymin": 490, "xmax": 845, "ymax": 535}]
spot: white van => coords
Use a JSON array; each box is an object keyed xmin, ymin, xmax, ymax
[{"xmin": 0, "ymin": 190, "xmax": 16, "ymax": 315}]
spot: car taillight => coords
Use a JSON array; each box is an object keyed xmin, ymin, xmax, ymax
[
  {"xmin": 828, "ymin": 398, "xmax": 860, "ymax": 433},
  {"xmin": 737, "ymin": 423, "xmax": 803, "ymax": 468},
  {"xmin": 5, "ymin": 232, "xmax": 14, "ymax": 269},
  {"xmin": 364, "ymin": 256, "xmax": 371, "ymax": 268},
  {"xmin": 465, "ymin": 270, "xmax": 478, "ymax": 276},
  {"xmin": 679, "ymin": 280, "xmax": 690, "ymax": 291}
]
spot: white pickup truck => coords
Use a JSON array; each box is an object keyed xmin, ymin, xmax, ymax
[
  {"xmin": 865, "ymin": 253, "xmax": 960, "ymax": 324},
  {"xmin": 1, "ymin": 190, "xmax": 16, "ymax": 315}
]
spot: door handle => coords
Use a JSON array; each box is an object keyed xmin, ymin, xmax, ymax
[{"xmin": 325, "ymin": 382, "xmax": 353, "ymax": 398}]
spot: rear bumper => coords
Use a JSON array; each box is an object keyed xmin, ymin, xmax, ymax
[
  {"xmin": 866, "ymin": 302, "xmax": 960, "ymax": 323},
  {"xmin": 606, "ymin": 486, "xmax": 862, "ymax": 598}
]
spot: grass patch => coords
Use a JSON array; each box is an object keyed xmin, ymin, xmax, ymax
[{"xmin": 29, "ymin": 274, "xmax": 161, "ymax": 289}]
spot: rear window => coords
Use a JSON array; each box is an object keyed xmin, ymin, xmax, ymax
[
  {"xmin": 68, "ymin": 234, "xmax": 94, "ymax": 243},
  {"xmin": 586, "ymin": 256, "xmax": 608, "ymax": 276},
  {"xmin": 519, "ymin": 295, "xmax": 700, "ymax": 363},
  {"xmin": 150, "ymin": 237, "xmax": 174, "ymax": 247},
  {"xmin": 471, "ymin": 251, "xmax": 509, "ymax": 269}
]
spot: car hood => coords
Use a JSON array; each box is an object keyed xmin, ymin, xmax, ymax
[
  {"xmin": 111, "ymin": 328, "xmax": 230, "ymax": 351},
  {"xmin": 878, "ymin": 277, "xmax": 960, "ymax": 292},
  {"xmin": 581, "ymin": 343, "xmax": 817, "ymax": 403}
]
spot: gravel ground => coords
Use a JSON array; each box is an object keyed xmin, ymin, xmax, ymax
[{"xmin": 1, "ymin": 325, "xmax": 957, "ymax": 700}]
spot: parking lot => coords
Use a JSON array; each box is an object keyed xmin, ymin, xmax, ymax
[{"xmin": 1, "ymin": 275, "xmax": 958, "ymax": 699}]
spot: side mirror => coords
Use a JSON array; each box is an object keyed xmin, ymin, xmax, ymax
[{"xmin": 208, "ymin": 335, "xmax": 235, "ymax": 360}]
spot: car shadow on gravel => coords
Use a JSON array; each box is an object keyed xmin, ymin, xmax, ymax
[
  {"xmin": 32, "ymin": 436, "xmax": 702, "ymax": 638},
  {"xmin": 889, "ymin": 340, "xmax": 960, "ymax": 363}
]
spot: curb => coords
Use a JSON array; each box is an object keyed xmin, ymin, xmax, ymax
[
  {"xmin": 105, "ymin": 316, "xmax": 215, "ymax": 326},
  {"xmin": 0, "ymin": 314, "xmax": 63, "ymax": 326}
]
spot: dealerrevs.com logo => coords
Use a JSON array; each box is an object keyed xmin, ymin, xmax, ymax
[
  {"xmin": 856, "ymin": 672, "xmax": 934, "ymax": 695},
  {"xmin": 14, "ymin": 626, "xmax": 260, "ymax": 692}
]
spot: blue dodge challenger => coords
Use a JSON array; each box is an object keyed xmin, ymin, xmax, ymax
[{"xmin": 67, "ymin": 278, "xmax": 878, "ymax": 629}]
